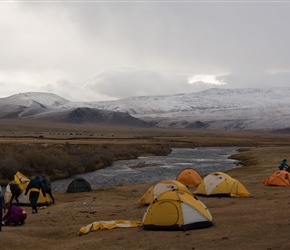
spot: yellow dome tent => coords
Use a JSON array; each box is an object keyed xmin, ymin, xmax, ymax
[
  {"xmin": 135, "ymin": 180, "xmax": 189, "ymax": 206},
  {"xmin": 142, "ymin": 189, "xmax": 213, "ymax": 230},
  {"xmin": 194, "ymin": 172, "xmax": 251, "ymax": 197}
]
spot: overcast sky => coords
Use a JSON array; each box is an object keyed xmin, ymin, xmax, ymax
[{"xmin": 1, "ymin": 1, "xmax": 290, "ymax": 102}]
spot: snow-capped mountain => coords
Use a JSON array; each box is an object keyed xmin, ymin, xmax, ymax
[
  {"xmin": 0, "ymin": 92, "xmax": 154, "ymax": 127},
  {"xmin": 1, "ymin": 92, "xmax": 69, "ymax": 107},
  {"xmin": 1, "ymin": 88, "xmax": 290, "ymax": 130}
]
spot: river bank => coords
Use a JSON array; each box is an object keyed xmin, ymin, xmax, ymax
[{"xmin": 1, "ymin": 145, "xmax": 290, "ymax": 250}]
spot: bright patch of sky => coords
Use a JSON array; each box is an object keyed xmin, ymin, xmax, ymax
[{"xmin": 188, "ymin": 75, "xmax": 226, "ymax": 86}]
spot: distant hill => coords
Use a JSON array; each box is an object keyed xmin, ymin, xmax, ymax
[
  {"xmin": 1, "ymin": 88, "xmax": 290, "ymax": 131},
  {"xmin": 0, "ymin": 92, "xmax": 154, "ymax": 128},
  {"xmin": 65, "ymin": 107, "xmax": 156, "ymax": 127}
]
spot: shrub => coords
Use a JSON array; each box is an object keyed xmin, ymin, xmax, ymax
[{"xmin": 0, "ymin": 156, "xmax": 21, "ymax": 180}]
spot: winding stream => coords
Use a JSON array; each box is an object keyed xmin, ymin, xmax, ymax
[{"xmin": 52, "ymin": 147, "xmax": 240, "ymax": 192}]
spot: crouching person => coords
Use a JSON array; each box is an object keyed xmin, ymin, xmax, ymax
[{"xmin": 2, "ymin": 204, "xmax": 27, "ymax": 226}]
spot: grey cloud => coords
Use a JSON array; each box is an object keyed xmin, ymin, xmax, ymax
[
  {"xmin": 63, "ymin": 3, "xmax": 290, "ymax": 75},
  {"xmin": 84, "ymin": 68, "xmax": 204, "ymax": 99},
  {"xmin": 220, "ymin": 69, "xmax": 290, "ymax": 89},
  {"xmin": 1, "ymin": 2, "xmax": 290, "ymax": 101}
]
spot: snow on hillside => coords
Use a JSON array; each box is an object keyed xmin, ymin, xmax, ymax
[
  {"xmin": 68, "ymin": 87, "xmax": 290, "ymax": 119},
  {"xmin": 1, "ymin": 87, "xmax": 290, "ymax": 130},
  {"xmin": 0, "ymin": 92, "xmax": 70, "ymax": 108}
]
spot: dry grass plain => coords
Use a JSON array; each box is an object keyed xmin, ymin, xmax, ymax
[{"xmin": 1, "ymin": 121, "xmax": 290, "ymax": 250}]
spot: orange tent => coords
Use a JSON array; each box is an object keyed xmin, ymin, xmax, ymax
[
  {"xmin": 176, "ymin": 168, "xmax": 202, "ymax": 187},
  {"xmin": 263, "ymin": 170, "xmax": 290, "ymax": 187}
]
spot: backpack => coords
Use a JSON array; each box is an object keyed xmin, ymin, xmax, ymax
[{"xmin": 10, "ymin": 183, "xmax": 21, "ymax": 196}]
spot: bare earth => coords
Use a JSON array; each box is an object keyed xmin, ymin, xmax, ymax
[{"xmin": 1, "ymin": 146, "xmax": 290, "ymax": 250}]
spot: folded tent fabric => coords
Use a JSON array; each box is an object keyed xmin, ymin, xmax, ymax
[{"xmin": 78, "ymin": 220, "xmax": 142, "ymax": 235}]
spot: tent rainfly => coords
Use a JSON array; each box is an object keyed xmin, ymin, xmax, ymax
[{"xmin": 263, "ymin": 170, "xmax": 290, "ymax": 187}]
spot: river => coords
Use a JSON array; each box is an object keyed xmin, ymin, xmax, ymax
[{"xmin": 52, "ymin": 147, "xmax": 240, "ymax": 192}]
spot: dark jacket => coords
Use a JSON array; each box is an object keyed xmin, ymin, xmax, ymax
[
  {"xmin": 9, "ymin": 183, "xmax": 21, "ymax": 196},
  {"xmin": 279, "ymin": 160, "xmax": 289, "ymax": 170},
  {"xmin": 25, "ymin": 174, "xmax": 46, "ymax": 196},
  {"xmin": 42, "ymin": 176, "xmax": 52, "ymax": 190},
  {"xmin": 0, "ymin": 192, "xmax": 5, "ymax": 212}
]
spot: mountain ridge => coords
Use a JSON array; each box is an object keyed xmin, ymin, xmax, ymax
[{"xmin": 1, "ymin": 87, "xmax": 290, "ymax": 131}]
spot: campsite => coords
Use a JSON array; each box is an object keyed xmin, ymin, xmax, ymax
[{"xmin": 0, "ymin": 123, "xmax": 290, "ymax": 249}]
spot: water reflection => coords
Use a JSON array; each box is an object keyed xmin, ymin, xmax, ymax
[{"xmin": 52, "ymin": 147, "xmax": 239, "ymax": 192}]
